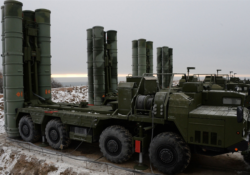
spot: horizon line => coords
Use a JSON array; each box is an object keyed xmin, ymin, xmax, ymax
[
  {"xmin": 51, "ymin": 74, "xmax": 250, "ymax": 78},
  {"xmin": 51, "ymin": 74, "xmax": 130, "ymax": 78}
]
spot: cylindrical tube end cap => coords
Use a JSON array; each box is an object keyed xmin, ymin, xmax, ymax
[{"xmin": 4, "ymin": 0, "xmax": 23, "ymax": 6}]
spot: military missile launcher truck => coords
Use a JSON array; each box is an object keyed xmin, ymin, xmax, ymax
[{"xmin": 2, "ymin": 1, "xmax": 250, "ymax": 174}]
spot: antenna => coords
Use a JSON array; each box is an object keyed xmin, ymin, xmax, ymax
[
  {"xmin": 217, "ymin": 69, "xmax": 221, "ymax": 76},
  {"xmin": 230, "ymin": 71, "xmax": 233, "ymax": 77},
  {"xmin": 187, "ymin": 67, "xmax": 195, "ymax": 80}
]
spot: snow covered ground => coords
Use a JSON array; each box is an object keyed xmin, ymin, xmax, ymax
[
  {"xmin": 0, "ymin": 96, "xmax": 4, "ymax": 135},
  {"xmin": 0, "ymin": 86, "xmax": 119, "ymax": 175},
  {"xmin": 51, "ymin": 86, "xmax": 88, "ymax": 103}
]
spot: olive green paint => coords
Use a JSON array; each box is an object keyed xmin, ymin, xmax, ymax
[
  {"xmin": 1, "ymin": 5, "xmax": 7, "ymax": 131},
  {"xmin": 138, "ymin": 39, "xmax": 146, "ymax": 76},
  {"xmin": 156, "ymin": 47, "xmax": 162, "ymax": 88},
  {"xmin": 169, "ymin": 48, "xmax": 173, "ymax": 76},
  {"xmin": 107, "ymin": 30, "xmax": 118, "ymax": 93},
  {"xmin": 146, "ymin": 41, "xmax": 153, "ymax": 75},
  {"xmin": 35, "ymin": 9, "xmax": 51, "ymax": 100},
  {"xmin": 132, "ymin": 40, "xmax": 138, "ymax": 76},
  {"xmin": 4, "ymin": 0, "xmax": 23, "ymax": 138},
  {"xmin": 162, "ymin": 46, "xmax": 170, "ymax": 88},
  {"xmin": 87, "ymin": 28, "xmax": 94, "ymax": 104},
  {"xmin": 22, "ymin": 10, "xmax": 41, "ymax": 104},
  {"xmin": 92, "ymin": 26, "xmax": 105, "ymax": 105}
]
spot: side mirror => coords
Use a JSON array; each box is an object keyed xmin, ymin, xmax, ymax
[{"xmin": 237, "ymin": 106, "xmax": 243, "ymax": 123}]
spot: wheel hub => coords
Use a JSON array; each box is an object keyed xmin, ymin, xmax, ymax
[
  {"xmin": 22, "ymin": 124, "xmax": 29, "ymax": 136},
  {"xmin": 50, "ymin": 129, "xmax": 59, "ymax": 141},
  {"xmin": 159, "ymin": 148, "xmax": 174, "ymax": 164},
  {"xmin": 107, "ymin": 140, "xmax": 118, "ymax": 153}
]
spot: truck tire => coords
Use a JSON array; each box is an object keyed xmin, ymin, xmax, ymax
[
  {"xmin": 99, "ymin": 125, "xmax": 133, "ymax": 163},
  {"xmin": 149, "ymin": 132, "xmax": 191, "ymax": 174},
  {"xmin": 19, "ymin": 116, "xmax": 41, "ymax": 142},
  {"xmin": 45, "ymin": 119, "xmax": 70, "ymax": 149}
]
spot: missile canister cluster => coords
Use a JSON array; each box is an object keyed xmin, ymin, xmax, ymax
[
  {"xmin": 87, "ymin": 26, "xmax": 118, "ymax": 105},
  {"xmin": 157, "ymin": 46, "xmax": 173, "ymax": 88},
  {"xmin": 1, "ymin": 0, "xmax": 52, "ymax": 138},
  {"xmin": 132, "ymin": 39, "xmax": 153, "ymax": 76}
]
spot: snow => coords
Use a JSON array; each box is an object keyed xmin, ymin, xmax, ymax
[
  {"xmin": 0, "ymin": 144, "xmax": 109, "ymax": 175},
  {"xmin": 51, "ymin": 86, "xmax": 88, "ymax": 103},
  {"xmin": 0, "ymin": 86, "xmax": 88, "ymax": 136},
  {"xmin": 0, "ymin": 111, "xmax": 4, "ymax": 135},
  {"xmin": 0, "ymin": 86, "xmax": 112, "ymax": 175},
  {"xmin": 0, "ymin": 99, "xmax": 4, "ymax": 134}
]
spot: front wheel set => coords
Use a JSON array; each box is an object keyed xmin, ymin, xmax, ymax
[{"xmin": 149, "ymin": 132, "xmax": 191, "ymax": 174}]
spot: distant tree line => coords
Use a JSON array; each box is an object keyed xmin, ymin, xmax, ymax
[
  {"xmin": 51, "ymin": 78, "xmax": 63, "ymax": 88},
  {"xmin": 0, "ymin": 70, "xmax": 62, "ymax": 93}
]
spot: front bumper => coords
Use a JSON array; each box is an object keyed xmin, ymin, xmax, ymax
[{"xmin": 227, "ymin": 140, "xmax": 248, "ymax": 152}]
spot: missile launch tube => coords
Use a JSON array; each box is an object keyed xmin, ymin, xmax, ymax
[
  {"xmin": 23, "ymin": 10, "xmax": 34, "ymax": 21},
  {"xmin": 35, "ymin": 9, "xmax": 51, "ymax": 100},
  {"xmin": 4, "ymin": 0, "xmax": 23, "ymax": 138},
  {"xmin": 92, "ymin": 26, "xmax": 105, "ymax": 105},
  {"xmin": 169, "ymin": 48, "xmax": 173, "ymax": 75},
  {"xmin": 103, "ymin": 31, "xmax": 109, "ymax": 94},
  {"xmin": 107, "ymin": 30, "xmax": 118, "ymax": 93},
  {"xmin": 87, "ymin": 29, "xmax": 94, "ymax": 104},
  {"xmin": 162, "ymin": 46, "xmax": 170, "ymax": 88},
  {"xmin": 132, "ymin": 40, "xmax": 138, "ymax": 76},
  {"xmin": 1, "ymin": 5, "xmax": 7, "ymax": 131},
  {"xmin": 138, "ymin": 39, "xmax": 146, "ymax": 76},
  {"xmin": 157, "ymin": 47, "xmax": 162, "ymax": 88},
  {"xmin": 146, "ymin": 41, "xmax": 153, "ymax": 75}
]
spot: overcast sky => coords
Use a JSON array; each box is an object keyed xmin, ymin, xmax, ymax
[{"xmin": 1, "ymin": 0, "xmax": 250, "ymax": 78}]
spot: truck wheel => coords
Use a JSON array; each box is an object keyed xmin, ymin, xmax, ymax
[
  {"xmin": 45, "ymin": 119, "xmax": 70, "ymax": 149},
  {"xmin": 149, "ymin": 132, "xmax": 191, "ymax": 174},
  {"xmin": 99, "ymin": 125, "xmax": 133, "ymax": 163},
  {"xmin": 19, "ymin": 116, "xmax": 41, "ymax": 142}
]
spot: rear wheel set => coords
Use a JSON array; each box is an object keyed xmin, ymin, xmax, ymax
[
  {"xmin": 19, "ymin": 116, "xmax": 70, "ymax": 149},
  {"xmin": 19, "ymin": 115, "xmax": 41, "ymax": 142},
  {"xmin": 45, "ymin": 119, "xmax": 71, "ymax": 149}
]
